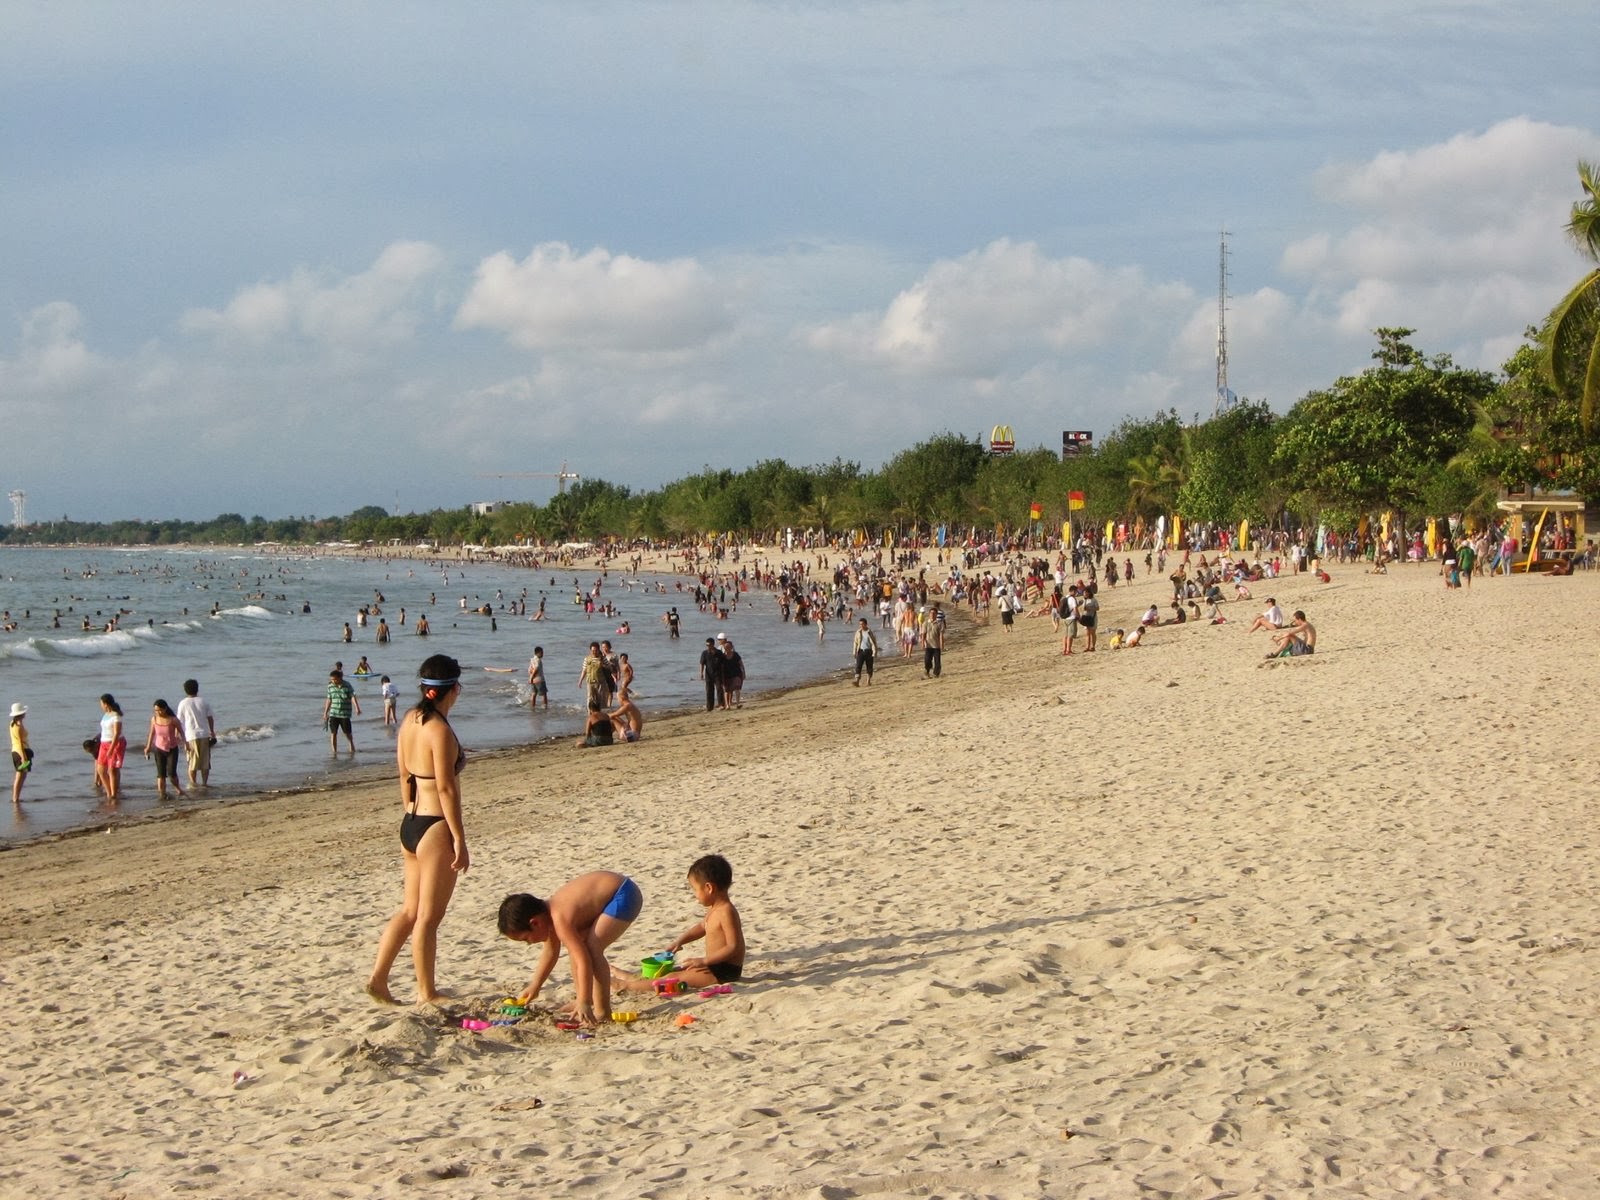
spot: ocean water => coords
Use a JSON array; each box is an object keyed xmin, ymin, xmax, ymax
[{"xmin": 0, "ymin": 547, "xmax": 842, "ymax": 843}]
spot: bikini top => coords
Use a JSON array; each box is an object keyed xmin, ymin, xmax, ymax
[{"xmin": 403, "ymin": 721, "xmax": 467, "ymax": 812}]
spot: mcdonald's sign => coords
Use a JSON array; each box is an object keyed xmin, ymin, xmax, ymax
[{"xmin": 989, "ymin": 425, "xmax": 1015, "ymax": 456}]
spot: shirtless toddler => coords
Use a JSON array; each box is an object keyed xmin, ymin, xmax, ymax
[{"xmin": 614, "ymin": 854, "xmax": 745, "ymax": 994}]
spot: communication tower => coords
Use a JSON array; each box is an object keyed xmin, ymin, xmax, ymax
[
  {"xmin": 1214, "ymin": 230, "xmax": 1232, "ymax": 417},
  {"xmin": 7, "ymin": 490, "xmax": 25, "ymax": 528}
]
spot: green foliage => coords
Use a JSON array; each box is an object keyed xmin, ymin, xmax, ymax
[
  {"xmin": 1275, "ymin": 329, "xmax": 1493, "ymax": 517},
  {"xmin": 878, "ymin": 433, "xmax": 987, "ymax": 524}
]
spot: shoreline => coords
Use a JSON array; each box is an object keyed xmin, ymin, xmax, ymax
[
  {"xmin": 0, "ymin": 605, "xmax": 979, "ymax": 854},
  {"xmin": 8, "ymin": 564, "xmax": 1600, "ymax": 1196}
]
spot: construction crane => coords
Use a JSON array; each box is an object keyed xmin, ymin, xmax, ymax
[{"xmin": 474, "ymin": 461, "xmax": 581, "ymax": 495}]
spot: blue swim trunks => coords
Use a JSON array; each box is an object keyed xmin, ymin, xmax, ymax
[{"xmin": 602, "ymin": 876, "xmax": 643, "ymax": 922}]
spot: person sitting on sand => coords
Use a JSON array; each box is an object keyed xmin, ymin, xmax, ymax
[
  {"xmin": 608, "ymin": 696, "xmax": 644, "ymax": 742},
  {"xmin": 1140, "ymin": 604, "xmax": 1159, "ymax": 627},
  {"xmin": 1122, "ymin": 625, "xmax": 1145, "ymax": 648},
  {"xmin": 1247, "ymin": 599, "xmax": 1284, "ymax": 633},
  {"xmin": 575, "ymin": 700, "xmax": 614, "ymax": 748},
  {"xmin": 614, "ymin": 855, "xmax": 745, "ymax": 994},
  {"xmin": 1267, "ymin": 611, "xmax": 1317, "ymax": 657},
  {"xmin": 498, "ymin": 871, "xmax": 644, "ymax": 1027}
]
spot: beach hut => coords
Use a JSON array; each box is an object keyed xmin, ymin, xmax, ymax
[{"xmin": 1495, "ymin": 495, "xmax": 1587, "ymax": 572}]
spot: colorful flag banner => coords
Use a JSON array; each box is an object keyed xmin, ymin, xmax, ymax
[
  {"xmin": 1067, "ymin": 491, "xmax": 1085, "ymax": 510},
  {"xmin": 1029, "ymin": 502, "xmax": 1043, "ymax": 521}
]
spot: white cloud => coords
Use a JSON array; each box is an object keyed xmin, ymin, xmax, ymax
[
  {"xmin": 805, "ymin": 239, "xmax": 1194, "ymax": 377},
  {"xmin": 1281, "ymin": 118, "xmax": 1600, "ymax": 359},
  {"xmin": 454, "ymin": 242, "xmax": 735, "ymax": 356},
  {"xmin": 180, "ymin": 240, "xmax": 445, "ymax": 347},
  {"xmin": 0, "ymin": 301, "xmax": 101, "ymax": 396}
]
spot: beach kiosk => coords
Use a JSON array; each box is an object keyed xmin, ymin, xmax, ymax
[{"xmin": 1495, "ymin": 493, "xmax": 1587, "ymax": 573}]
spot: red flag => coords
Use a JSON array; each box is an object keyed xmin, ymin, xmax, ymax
[
  {"xmin": 1068, "ymin": 491, "xmax": 1085, "ymax": 511},
  {"xmin": 1029, "ymin": 502, "xmax": 1043, "ymax": 521}
]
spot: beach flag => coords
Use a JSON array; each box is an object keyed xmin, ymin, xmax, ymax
[
  {"xmin": 1029, "ymin": 502, "xmax": 1043, "ymax": 521},
  {"xmin": 1068, "ymin": 491, "xmax": 1085, "ymax": 510}
]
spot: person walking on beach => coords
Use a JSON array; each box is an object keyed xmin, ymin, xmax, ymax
[
  {"xmin": 97, "ymin": 693, "xmax": 126, "ymax": 801},
  {"xmin": 324, "ymin": 668, "xmax": 361, "ymax": 753},
  {"xmin": 143, "ymin": 699, "xmax": 187, "ymax": 800},
  {"xmin": 720, "ymin": 638, "xmax": 745, "ymax": 708},
  {"xmin": 527, "ymin": 646, "xmax": 550, "ymax": 710},
  {"xmin": 579, "ymin": 641, "xmax": 610, "ymax": 710},
  {"xmin": 368, "ymin": 654, "xmax": 469, "ymax": 1006},
  {"xmin": 176, "ymin": 679, "xmax": 217, "ymax": 789},
  {"xmin": 10, "ymin": 703, "xmax": 32, "ymax": 804},
  {"xmin": 699, "ymin": 638, "xmax": 724, "ymax": 711},
  {"xmin": 922, "ymin": 605, "xmax": 945, "ymax": 678},
  {"xmin": 852, "ymin": 618, "xmax": 878, "ymax": 686}
]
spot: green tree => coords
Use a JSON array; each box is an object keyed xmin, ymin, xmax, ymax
[
  {"xmin": 1175, "ymin": 399, "xmax": 1278, "ymax": 524},
  {"xmin": 1543, "ymin": 160, "xmax": 1600, "ymax": 432},
  {"xmin": 1274, "ymin": 328, "xmax": 1493, "ymax": 523},
  {"xmin": 878, "ymin": 433, "xmax": 987, "ymax": 527},
  {"xmin": 1469, "ymin": 335, "xmax": 1600, "ymax": 503}
]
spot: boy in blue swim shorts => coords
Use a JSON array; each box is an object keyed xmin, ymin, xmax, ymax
[{"xmin": 498, "ymin": 870, "xmax": 643, "ymax": 1027}]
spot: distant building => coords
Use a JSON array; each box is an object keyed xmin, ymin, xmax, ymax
[{"xmin": 471, "ymin": 500, "xmax": 511, "ymax": 516}]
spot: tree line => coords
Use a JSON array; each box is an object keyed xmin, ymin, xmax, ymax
[{"xmin": 0, "ymin": 325, "xmax": 1592, "ymax": 551}]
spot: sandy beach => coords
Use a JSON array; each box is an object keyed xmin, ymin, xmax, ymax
[{"xmin": 5, "ymin": 559, "xmax": 1599, "ymax": 1198}]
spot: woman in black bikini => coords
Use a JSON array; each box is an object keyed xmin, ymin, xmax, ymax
[{"xmin": 367, "ymin": 653, "xmax": 469, "ymax": 1005}]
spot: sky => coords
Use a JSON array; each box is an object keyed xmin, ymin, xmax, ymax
[{"xmin": 2, "ymin": 1, "xmax": 1599, "ymax": 523}]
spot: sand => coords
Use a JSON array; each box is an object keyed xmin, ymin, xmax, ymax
[{"xmin": 4, "ymin": 559, "xmax": 1600, "ymax": 1198}]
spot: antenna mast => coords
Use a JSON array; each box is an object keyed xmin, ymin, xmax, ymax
[{"xmin": 1215, "ymin": 229, "xmax": 1231, "ymax": 417}]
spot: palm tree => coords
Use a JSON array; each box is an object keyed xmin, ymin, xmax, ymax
[
  {"xmin": 1544, "ymin": 160, "xmax": 1600, "ymax": 432},
  {"xmin": 1124, "ymin": 448, "xmax": 1186, "ymax": 519}
]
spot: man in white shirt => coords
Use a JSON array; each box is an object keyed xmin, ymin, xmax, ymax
[{"xmin": 175, "ymin": 678, "xmax": 217, "ymax": 788}]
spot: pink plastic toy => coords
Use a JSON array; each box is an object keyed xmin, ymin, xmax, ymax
[
  {"xmin": 460, "ymin": 1018, "xmax": 491, "ymax": 1031},
  {"xmin": 698, "ymin": 984, "xmax": 734, "ymax": 997}
]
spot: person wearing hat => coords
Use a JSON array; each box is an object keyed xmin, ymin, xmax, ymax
[
  {"xmin": 699, "ymin": 637, "xmax": 725, "ymax": 712},
  {"xmin": 10, "ymin": 702, "xmax": 32, "ymax": 804}
]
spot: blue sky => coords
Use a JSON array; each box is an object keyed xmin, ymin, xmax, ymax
[{"xmin": 2, "ymin": 1, "xmax": 1598, "ymax": 522}]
